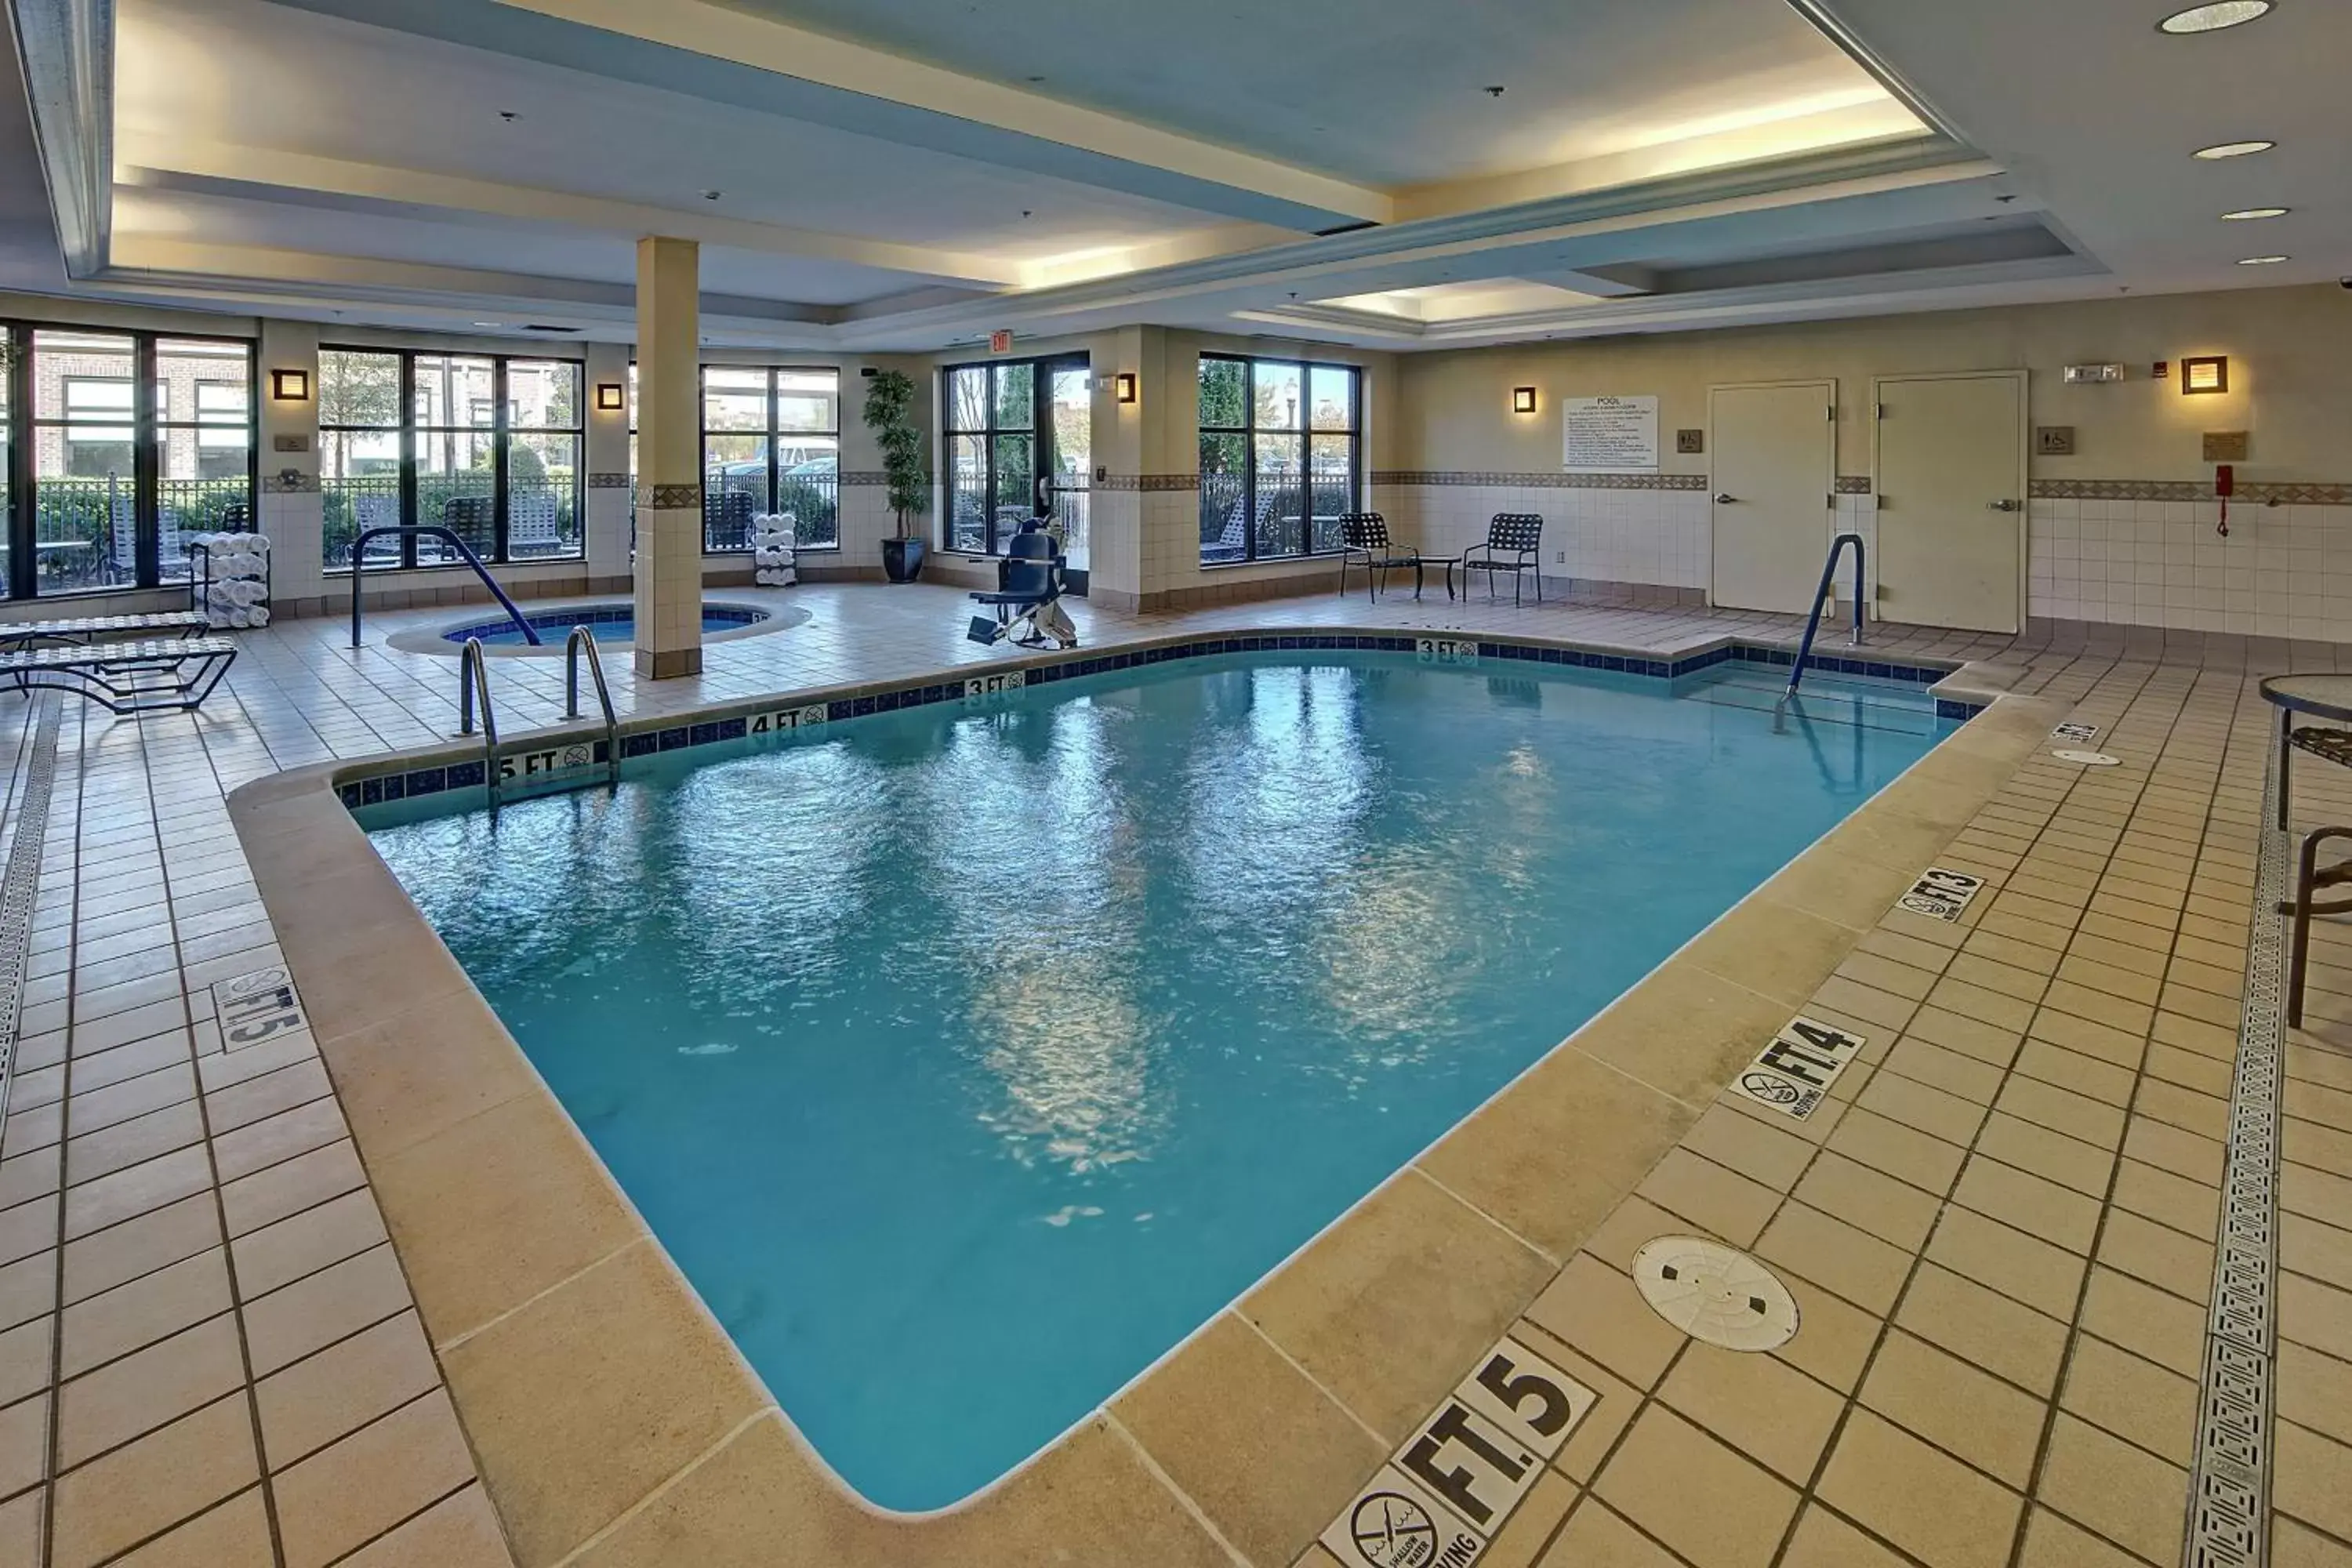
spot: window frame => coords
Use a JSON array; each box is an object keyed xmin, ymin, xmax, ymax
[
  {"xmin": 319, "ymin": 346, "xmax": 585, "ymax": 574},
  {"xmin": 1196, "ymin": 352, "xmax": 1363, "ymax": 566},
  {"xmin": 697, "ymin": 364, "xmax": 841, "ymax": 555},
  {"xmin": 940, "ymin": 354, "xmax": 1083, "ymax": 557},
  {"xmin": 2, "ymin": 323, "xmax": 258, "ymax": 601}
]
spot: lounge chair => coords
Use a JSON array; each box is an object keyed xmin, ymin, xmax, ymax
[
  {"xmin": 0, "ymin": 612, "xmax": 213, "ymax": 653},
  {"xmin": 2, "ymin": 637, "xmax": 238, "ymax": 714}
]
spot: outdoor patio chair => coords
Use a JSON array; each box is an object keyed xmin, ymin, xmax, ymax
[
  {"xmin": 1459, "ymin": 513, "xmax": 1546, "ymax": 604},
  {"xmin": 509, "ymin": 492, "xmax": 563, "ymax": 557},
  {"xmin": 1337, "ymin": 513, "xmax": 1425, "ymax": 601}
]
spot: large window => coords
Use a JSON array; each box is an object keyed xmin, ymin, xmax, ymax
[
  {"xmin": 320, "ymin": 347, "xmax": 582, "ymax": 572},
  {"xmin": 3, "ymin": 327, "xmax": 256, "ymax": 598},
  {"xmin": 944, "ymin": 355, "xmax": 1109, "ymax": 558},
  {"xmin": 1198, "ymin": 354, "xmax": 1360, "ymax": 564},
  {"xmin": 700, "ymin": 366, "xmax": 838, "ymax": 552}
]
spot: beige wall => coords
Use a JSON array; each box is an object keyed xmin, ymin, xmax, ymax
[{"xmin": 1400, "ymin": 283, "xmax": 2350, "ymax": 484}]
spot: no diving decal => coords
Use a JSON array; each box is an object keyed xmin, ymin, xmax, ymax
[
  {"xmin": 1897, "ymin": 866, "xmax": 1984, "ymax": 923},
  {"xmin": 1417, "ymin": 638, "xmax": 1479, "ymax": 665},
  {"xmin": 1321, "ymin": 1333, "xmax": 1596, "ymax": 1567},
  {"xmin": 1728, "ymin": 1015, "xmax": 1866, "ymax": 1122},
  {"xmin": 2052, "ymin": 720, "xmax": 2100, "ymax": 744}
]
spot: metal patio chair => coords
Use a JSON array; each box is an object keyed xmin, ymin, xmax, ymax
[
  {"xmin": 1457, "ymin": 513, "xmax": 1545, "ymax": 604},
  {"xmin": 1337, "ymin": 513, "xmax": 1425, "ymax": 601}
]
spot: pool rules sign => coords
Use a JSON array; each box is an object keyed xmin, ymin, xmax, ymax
[{"xmin": 1321, "ymin": 1333, "xmax": 1595, "ymax": 1566}]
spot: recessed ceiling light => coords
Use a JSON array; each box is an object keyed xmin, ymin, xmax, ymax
[
  {"xmin": 2237, "ymin": 254, "xmax": 2290, "ymax": 264},
  {"xmin": 471, "ymin": 320, "xmax": 500, "ymax": 327},
  {"xmin": 2194, "ymin": 140, "xmax": 2275, "ymax": 158},
  {"xmin": 2220, "ymin": 205, "xmax": 2289, "ymax": 220},
  {"xmin": 2158, "ymin": 0, "xmax": 2271, "ymax": 32}
]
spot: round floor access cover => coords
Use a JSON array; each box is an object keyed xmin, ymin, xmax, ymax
[
  {"xmin": 2053, "ymin": 750, "xmax": 2121, "ymax": 767},
  {"xmin": 1632, "ymin": 1236, "xmax": 1800, "ymax": 1352}
]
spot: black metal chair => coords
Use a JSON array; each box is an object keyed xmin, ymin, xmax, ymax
[
  {"xmin": 1338, "ymin": 513, "xmax": 1424, "ymax": 601},
  {"xmin": 1459, "ymin": 514, "xmax": 1545, "ymax": 604}
]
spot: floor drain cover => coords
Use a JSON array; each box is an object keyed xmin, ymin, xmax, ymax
[
  {"xmin": 1632, "ymin": 1236, "xmax": 1800, "ymax": 1352},
  {"xmin": 2053, "ymin": 750, "xmax": 2121, "ymax": 767}
]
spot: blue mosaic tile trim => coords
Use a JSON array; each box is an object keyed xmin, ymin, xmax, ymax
[
  {"xmin": 441, "ymin": 604, "xmax": 765, "ymax": 643},
  {"xmin": 337, "ymin": 635, "xmax": 1969, "ymax": 808}
]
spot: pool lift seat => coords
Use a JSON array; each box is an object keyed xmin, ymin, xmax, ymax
[{"xmin": 967, "ymin": 525, "xmax": 1078, "ymax": 650}]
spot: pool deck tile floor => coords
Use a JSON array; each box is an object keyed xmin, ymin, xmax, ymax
[{"xmin": 0, "ymin": 580, "xmax": 2348, "ymax": 1566}]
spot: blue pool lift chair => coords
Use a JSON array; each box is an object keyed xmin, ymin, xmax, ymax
[{"xmin": 967, "ymin": 523, "xmax": 1079, "ymax": 650}]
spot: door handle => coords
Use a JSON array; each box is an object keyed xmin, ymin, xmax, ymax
[
  {"xmin": 1987, "ymin": 499, "xmax": 2020, "ymax": 512},
  {"xmin": 1715, "ymin": 493, "xmax": 1737, "ymax": 504}
]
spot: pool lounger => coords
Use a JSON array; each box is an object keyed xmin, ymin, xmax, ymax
[
  {"xmin": 1, "ymin": 637, "xmax": 238, "ymax": 714},
  {"xmin": 0, "ymin": 611, "xmax": 214, "ymax": 652}
]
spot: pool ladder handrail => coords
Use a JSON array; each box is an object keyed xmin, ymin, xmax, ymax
[
  {"xmin": 456, "ymin": 637, "xmax": 501, "ymax": 812},
  {"xmin": 1786, "ymin": 532, "xmax": 1867, "ymax": 697},
  {"xmin": 564, "ymin": 626, "xmax": 622, "ymax": 789},
  {"xmin": 349, "ymin": 525, "xmax": 541, "ymax": 648}
]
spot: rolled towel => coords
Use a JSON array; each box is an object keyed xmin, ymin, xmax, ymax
[{"xmin": 249, "ymin": 606, "xmax": 270, "ymax": 627}]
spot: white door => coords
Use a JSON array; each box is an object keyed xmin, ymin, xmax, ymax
[
  {"xmin": 1710, "ymin": 382, "xmax": 1835, "ymax": 614},
  {"xmin": 1873, "ymin": 372, "xmax": 2027, "ymax": 633}
]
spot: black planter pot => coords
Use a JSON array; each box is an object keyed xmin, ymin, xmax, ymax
[{"xmin": 881, "ymin": 537, "xmax": 927, "ymax": 583}]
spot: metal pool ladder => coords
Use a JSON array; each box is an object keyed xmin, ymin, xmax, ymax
[
  {"xmin": 456, "ymin": 637, "xmax": 502, "ymax": 812},
  {"xmin": 1786, "ymin": 532, "xmax": 1867, "ymax": 697},
  {"xmin": 564, "ymin": 626, "xmax": 622, "ymax": 790}
]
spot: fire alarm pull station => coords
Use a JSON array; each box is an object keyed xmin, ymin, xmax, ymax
[{"xmin": 2215, "ymin": 463, "xmax": 2234, "ymax": 538}]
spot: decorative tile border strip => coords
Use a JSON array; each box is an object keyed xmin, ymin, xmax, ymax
[
  {"xmin": 0, "ymin": 697, "xmax": 61, "ymax": 1127},
  {"xmin": 332, "ymin": 635, "xmax": 1977, "ymax": 810},
  {"xmin": 260, "ymin": 472, "xmax": 320, "ymax": 494},
  {"xmin": 586, "ymin": 473, "xmax": 631, "ymax": 488},
  {"xmin": 838, "ymin": 470, "xmax": 891, "ymax": 486},
  {"xmin": 2031, "ymin": 478, "xmax": 2352, "ymax": 506},
  {"xmin": 1837, "ymin": 475, "xmax": 1874, "ymax": 495},
  {"xmin": 1093, "ymin": 474, "xmax": 1200, "ymax": 492},
  {"xmin": 2183, "ymin": 750, "xmax": 2287, "ymax": 1568},
  {"xmin": 639, "ymin": 482, "xmax": 704, "ymax": 509},
  {"xmin": 1372, "ymin": 470, "xmax": 1711, "ymax": 491}
]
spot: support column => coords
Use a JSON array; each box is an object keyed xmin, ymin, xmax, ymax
[
  {"xmin": 582, "ymin": 341, "xmax": 633, "ymax": 592},
  {"xmin": 256, "ymin": 321, "xmax": 324, "ymax": 611},
  {"xmin": 634, "ymin": 235, "xmax": 702, "ymax": 680}
]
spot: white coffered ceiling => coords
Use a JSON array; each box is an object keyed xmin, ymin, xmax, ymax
[{"xmin": 0, "ymin": 0, "xmax": 2339, "ymax": 349}]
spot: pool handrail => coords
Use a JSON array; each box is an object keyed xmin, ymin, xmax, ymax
[
  {"xmin": 456, "ymin": 636, "xmax": 502, "ymax": 813},
  {"xmin": 348, "ymin": 526, "xmax": 541, "ymax": 648},
  {"xmin": 1786, "ymin": 532, "xmax": 1867, "ymax": 697},
  {"xmin": 564, "ymin": 625, "xmax": 621, "ymax": 790}
]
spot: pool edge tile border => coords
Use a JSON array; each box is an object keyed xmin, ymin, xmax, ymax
[
  {"xmin": 315, "ymin": 628, "xmax": 1984, "ymax": 812},
  {"xmin": 229, "ymin": 633, "xmax": 2056, "ymax": 1568}
]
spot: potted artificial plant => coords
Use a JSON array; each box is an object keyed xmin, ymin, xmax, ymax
[{"xmin": 863, "ymin": 369, "xmax": 930, "ymax": 583}]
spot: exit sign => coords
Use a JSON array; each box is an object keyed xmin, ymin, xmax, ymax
[{"xmin": 989, "ymin": 329, "xmax": 1014, "ymax": 354}]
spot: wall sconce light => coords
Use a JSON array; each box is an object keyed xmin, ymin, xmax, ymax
[
  {"xmin": 1114, "ymin": 372, "xmax": 1138, "ymax": 405},
  {"xmin": 595, "ymin": 382, "xmax": 626, "ymax": 412},
  {"xmin": 1512, "ymin": 387, "xmax": 1537, "ymax": 415},
  {"xmin": 2180, "ymin": 355, "xmax": 2230, "ymax": 395},
  {"xmin": 269, "ymin": 368, "xmax": 310, "ymax": 401}
]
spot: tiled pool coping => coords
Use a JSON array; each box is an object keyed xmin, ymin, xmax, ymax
[
  {"xmin": 230, "ymin": 626, "xmax": 2056, "ymax": 1567},
  {"xmin": 329, "ymin": 629, "xmax": 1987, "ymax": 810}
]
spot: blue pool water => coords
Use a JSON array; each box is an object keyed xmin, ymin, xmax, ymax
[
  {"xmin": 361, "ymin": 652, "xmax": 1956, "ymax": 1509},
  {"xmin": 445, "ymin": 604, "xmax": 766, "ymax": 646}
]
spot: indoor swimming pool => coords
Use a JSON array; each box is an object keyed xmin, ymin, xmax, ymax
[{"xmin": 358, "ymin": 649, "xmax": 1962, "ymax": 1511}]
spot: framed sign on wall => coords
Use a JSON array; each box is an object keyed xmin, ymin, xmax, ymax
[{"xmin": 1563, "ymin": 394, "xmax": 1659, "ymax": 473}]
